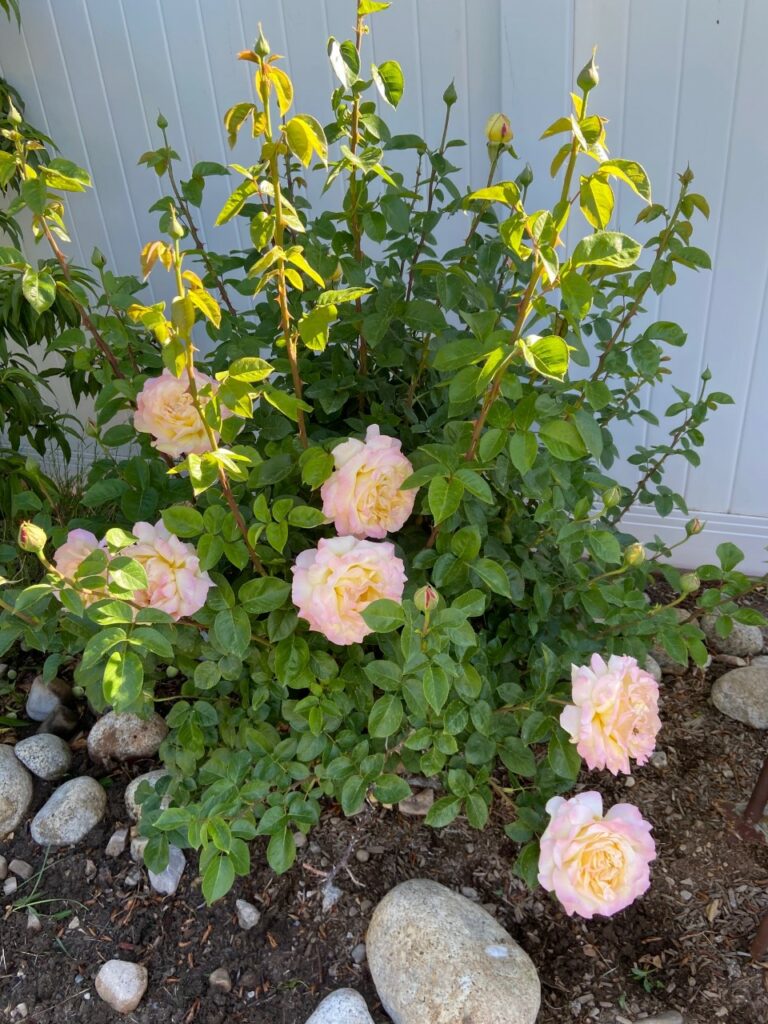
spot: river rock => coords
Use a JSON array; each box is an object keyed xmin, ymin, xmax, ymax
[
  {"xmin": 712, "ymin": 666, "xmax": 768, "ymax": 728},
  {"xmin": 95, "ymin": 960, "xmax": 148, "ymax": 1014},
  {"xmin": 702, "ymin": 614, "xmax": 763, "ymax": 658},
  {"xmin": 14, "ymin": 734, "xmax": 72, "ymax": 781},
  {"xmin": 367, "ymin": 879, "xmax": 540, "ymax": 1024},
  {"xmin": 125, "ymin": 769, "xmax": 169, "ymax": 821},
  {"xmin": 30, "ymin": 776, "xmax": 106, "ymax": 846},
  {"xmin": 148, "ymin": 844, "xmax": 185, "ymax": 895},
  {"xmin": 305, "ymin": 989, "xmax": 375, "ymax": 1024},
  {"xmin": 88, "ymin": 712, "xmax": 168, "ymax": 763},
  {"xmin": 25, "ymin": 676, "xmax": 73, "ymax": 722},
  {"xmin": 235, "ymin": 898, "xmax": 261, "ymax": 930},
  {"xmin": 0, "ymin": 744, "xmax": 34, "ymax": 837}
]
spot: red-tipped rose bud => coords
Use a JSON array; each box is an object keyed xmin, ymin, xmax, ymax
[
  {"xmin": 686, "ymin": 518, "xmax": 704, "ymax": 536},
  {"xmin": 18, "ymin": 521, "xmax": 47, "ymax": 554},
  {"xmin": 414, "ymin": 585, "xmax": 439, "ymax": 613},
  {"xmin": 485, "ymin": 113, "xmax": 512, "ymax": 146}
]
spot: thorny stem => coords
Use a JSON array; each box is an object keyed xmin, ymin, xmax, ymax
[
  {"xmin": 0, "ymin": 594, "xmax": 38, "ymax": 627},
  {"xmin": 463, "ymin": 147, "xmax": 503, "ymax": 248},
  {"xmin": 161, "ymin": 131, "xmax": 237, "ymax": 318},
  {"xmin": 260, "ymin": 63, "xmax": 308, "ymax": 448},
  {"xmin": 349, "ymin": 8, "xmax": 369, "ymax": 385},
  {"xmin": 41, "ymin": 222, "xmax": 124, "ymax": 379}
]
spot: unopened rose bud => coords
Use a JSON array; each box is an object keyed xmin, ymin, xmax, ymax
[
  {"xmin": 18, "ymin": 521, "xmax": 47, "ymax": 554},
  {"xmin": 443, "ymin": 80, "xmax": 457, "ymax": 108},
  {"xmin": 168, "ymin": 205, "xmax": 185, "ymax": 240},
  {"xmin": 7, "ymin": 99, "xmax": 22, "ymax": 126},
  {"xmin": 72, "ymin": 685, "xmax": 85, "ymax": 697},
  {"xmin": 485, "ymin": 113, "xmax": 512, "ymax": 146},
  {"xmin": 156, "ymin": 111, "xmax": 169, "ymax": 131},
  {"xmin": 602, "ymin": 486, "xmax": 622, "ymax": 510},
  {"xmin": 624, "ymin": 543, "xmax": 645, "ymax": 567},
  {"xmin": 166, "ymin": 666, "xmax": 179, "ymax": 679},
  {"xmin": 680, "ymin": 572, "xmax": 700, "ymax": 594},
  {"xmin": 686, "ymin": 518, "xmax": 704, "ymax": 536},
  {"xmin": 91, "ymin": 246, "xmax": 106, "ymax": 270},
  {"xmin": 414, "ymin": 585, "xmax": 439, "ymax": 613},
  {"xmin": 254, "ymin": 23, "xmax": 270, "ymax": 59},
  {"xmin": 679, "ymin": 165, "xmax": 694, "ymax": 187},
  {"xmin": 576, "ymin": 50, "xmax": 599, "ymax": 94},
  {"xmin": 517, "ymin": 163, "xmax": 534, "ymax": 188}
]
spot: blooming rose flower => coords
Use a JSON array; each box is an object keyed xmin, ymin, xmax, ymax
[
  {"xmin": 53, "ymin": 529, "xmax": 109, "ymax": 603},
  {"xmin": 538, "ymin": 791, "xmax": 655, "ymax": 919},
  {"xmin": 560, "ymin": 653, "xmax": 661, "ymax": 776},
  {"xmin": 320, "ymin": 425, "xmax": 416, "ymax": 539},
  {"xmin": 291, "ymin": 535, "xmax": 406, "ymax": 645},
  {"xmin": 123, "ymin": 520, "xmax": 212, "ymax": 621},
  {"xmin": 134, "ymin": 369, "xmax": 222, "ymax": 459}
]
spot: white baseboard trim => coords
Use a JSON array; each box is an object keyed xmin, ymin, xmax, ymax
[{"xmin": 623, "ymin": 508, "xmax": 768, "ymax": 576}]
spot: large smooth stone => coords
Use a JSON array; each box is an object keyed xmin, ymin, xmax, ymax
[
  {"xmin": 0, "ymin": 744, "xmax": 34, "ymax": 837},
  {"xmin": 88, "ymin": 711, "xmax": 168, "ymax": 763},
  {"xmin": 702, "ymin": 614, "xmax": 763, "ymax": 658},
  {"xmin": 14, "ymin": 734, "xmax": 72, "ymax": 781},
  {"xmin": 125, "ymin": 769, "xmax": 169, "ymax": 821},
  {"xmin": 25, "ymin": 675, "xmax": 73, "ymax": 722},
  {"xmin": 712, "ymin": 666, "xmax": 768, "ymax": 728},
  {"xmin": 305, "ymin": 988, "xmax": 374, "ymax": 1023},
  {"xmin": 95, "ymin": 960, "xmax": 148, "ymax": 1014},
  {"xmin": 367, "ymin": 879, "xmax": 540, "ymax": 1024},
  {"xmin": 30, "ymin": 776, "xmax": 106, "ymax": 845},
  {"xmin": 148, "ymin": 844, "xmax": 185, "ymax": 895}
]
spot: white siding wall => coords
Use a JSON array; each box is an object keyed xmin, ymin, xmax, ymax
[{"xmin": 1, "ymin": 0, "xmax": 766, "ymax": 573}]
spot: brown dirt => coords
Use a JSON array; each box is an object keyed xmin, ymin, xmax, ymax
[{"xmin": 2, "ymin": 619, "xmax": 768, "ymax": 1023}]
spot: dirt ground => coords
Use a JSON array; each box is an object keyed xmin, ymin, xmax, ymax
[{"xmin": 2, "ymin": 624, "xmax": 768, "ymax": 1023}]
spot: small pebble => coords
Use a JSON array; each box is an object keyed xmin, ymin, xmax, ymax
[
  {"xmin": 106, "ymin": 828, "xmax": 128, "ymax": 858},
  {"xmin": 0, "ymin": 854, "xmax": 6, "ymax": 879},
  {"xmin": 460, "ymin": 886, "xmax": 480, "ymax": 901},
  {"xmin": 124, "ymin": 866, "xmax": 142, "ymax": 888},
  {"xmin": 294, "ymin": 831, "xmax": 307, "ymax": 848},
  {"xmin": 26, "ymin": 910, "xmax": 41, "ymax": 933},
  {"xmin": 85, "ymin": 859, "xmax": 97, "ymax": 881},
  {"xmin": 235, "ymin": 898, "xmax": 261, "ymax": 930},
  {"xmin": 148, "ymin": 845, "xmax": 185, "ymax": 896},
  {"xmin": 355, "ymin": 849, "xmax": 370, "ymax": 863},
  {"xmin": 680, "ymin": 889, "xmax": 693, "ymax": 901},
  {"xmin": 11, "ymin": 1004, "xmax": 28, "ymax": 1021},
  {"xmin": 130, "ymin": 836, "xmax": 148, "ymax": 863},
  {"xmin": 9, "ymin": 859, "xmax": 33, "ymax": 881},
  {"xmin": 3, "ymin": 876, "xmax": 18, "ymax": 895},
  {"xmin": 208, "ymin": 967, "xmax": 232, "ymax": 994},
  {"xmin": 67, "ymin": 915, "xmax": 81, "ymax": 930},
  {"xmin": 722, "ymin": 766, "xmax": 734, "ymax": 779},
  {"xmin": 351, "ymin": 942, "xmax": 367, "ymax": 964},
  {"xmin": 95, "ymin": 959, "xmax": 148, "ymax": 1014},
  {"xmin": 650, "ymin": 750, "xmax": 668, "ymax": 769},
  {"xmin": 624, "ymin": 776, "xmax": 636, "ymax": 788}
]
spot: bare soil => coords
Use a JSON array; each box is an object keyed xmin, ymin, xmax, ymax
[{"xmin": 2, "ymin": 617, "xmax": 768, "ymax": 1023}]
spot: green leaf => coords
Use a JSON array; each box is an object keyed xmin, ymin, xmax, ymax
[
  {"xmin": 371, "ymin": 60, "xmax": 404, "ymax": 107},
  {"xmin": 472, "ymin": 558, "xmax": 512, "ymax": 598},
  {"xmin": 465, "ymin": 791, "xmax": 490, "ymax": 829},
  {"xmin": 21, "ymin": 268, "xmax": 57, "ymax": 314},
  {"xmin": 548, "ymin": 728, "xmax": 582, "ymax": 780},
  {"xmin": 297, "ymin": 304, "xmax": 336, "ymax": 352},
  {"xmin": 300, "ymin": 447, "xmax": 335, "ymax": 488},
  {"xmin": 213, "ymin": 607, "xmax": 251, "ymax": 658},
  {"xmin": 597, "ymin": 159, "xmax": 651, "ymax": 203},
  {"xmin": 341, "ymin": 774, "xmax": 367, "ymax": 815},
  {"xmin": 361, "ymin": 599, "xmax": 405, "ymax": 633},
  {"xmin": 561, "ymin": 271, "xmax": 593, "ymax": 319},
  {"xmin": 425, "ymin": 795, "xmax": 462, "ymax": 828},
  {"xmin": 368, "ymin": 694, "xmax": 403, "ymax": 738},
  {"xmin": 428, "ymin": 476, "xmax": 464, "ymax": 524},
  {"xmin": 227, "ymin": 356, "xmax": 273, "ymax": 382},
  {"xmin": 285, "ymin": 114, "xmax": 328, "ymax": 167},
  {"xmin": 521, "ymin": 335, "xmax": 570, "ymax": 381},
  {"xmin": 21, "ymin": 177, "xmax": 48, "ymax": 215},
  {"xmin": 328, "ymin": 38, "xmax": 359, "ymax": 89},
  {"xmin": 108, "ymin": 557, "xmax": 148, "ymax": 592},
  {"xmin": 287, "ymin": 505, "xmax": 328, "ymax": 528},
  {"xmin": 465, "ymin": 182, "xmax": 520, "ymax": 206},
  {"xmin": 571, "ymin": 230, "xmax": 642, "ymax": 270},
  {"xmin": 579, "ymin": 175, "xmax": 614, "ymax": 229},
  {"xmin": 423, "ymin": 666, "xmax": 450, "ymax": 713},
  {"xmin": 103, "ymin": 649, "xmax": 144, "ymax": 708},
  {"xmin": 267, "ymin": 828, "xmax": 296, "ymax": 875},
  {"xmin": 508, "ymin": 431, "xmax": 537, "ymax": 475},
  {"xmin": 512, "ymin": 841, "xmax": 540, "ymax": 889},
  {"xmin": 716, "ymin": 542, "xmax": 743, "ymax": 572},
  {"xmin": 202, "ymin": 853, "xmax": 235, "ymax": 903},
  {"xmin": 373, "ymin": 774, "xmax": 411, "ymax": 804},
  {"xmin": 540, "ymin": 420, "xmax": 588, "ymax": 461},
  {"xmin": 161, "ymin": 506, "xmax": 204, "ymax": 538}
]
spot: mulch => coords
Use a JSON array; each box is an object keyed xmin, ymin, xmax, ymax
[{"xmin": 2, "ymin": 626, "xmax": 768, "ymax": 1023}]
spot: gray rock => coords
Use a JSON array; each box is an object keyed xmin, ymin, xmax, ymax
[
  {"xmin": 105, "ymin": 828, "xmax": 128, "ymax": 858},
  {"xmin": 752, "ymin": 654, "xmax": 768, "ymax": 667},
  {"xmin": 649, "ymin": 750, "xmax": 668, "ymax": 769},
  {"xmin": 95, "ymin": 960, "xmax": 148, "ymax": 1014},
  {"xmin": 367, "ymin": 879, "xmax": 540, "ymax": 1024},
  {"xmin": 644, "ymin": 655, "xmax": 662, "ymax": 684},
  {"xmin": 305, "ymin": 989, "xmax": 374, "ymax": 1024},
  {"xmin": 0, "ymin": 744, "xmax": 34, "ymax": 837},
  {"xmin": 637, "ymin": 1013, "xmax": 684, "ymax": 1024},
  {"xmin": 25, "ymin": 675, "xmax": 72, "ymax": 722},
  {"xmin": 36, "ymin": 705, "xmax": 79, "ymax": 737},
  {"xmin": 9, "ymin": 858, "xmax": 33, "ymax": 880},
  {"xmin": 125, "ymin": 769, "xmax": 169, "ymax": 821},
  {"xmin": 398, "ymin": 788, "xmax": 434, "ymax": 816},
  {"xmin": 14, "ymin": 734, "xmax": 72, "ymax": 781},
  {"xmin": 4, "ymin": 876, "xmax": 18, "ymax": 895},
  {"xmin": 88, "ymin": 712, "xmax": 168, "ymax": 763},
  {"xmin": 148, "ymin": 844, "xmax": 185, "ymax": 895},
  {"xmin": 711, "ymin": 666, "xmax": 768, "ymax": 729},
  {"xmin": 235, "ymin": 898, "xmax": 261, "ymax": 930},
  {"xmin": 26, "ymin": 909, "xmax": 41, "ymax": 933},
  {"xmin": 702, "ymin": 614, "xmax": 763, "ymax": 658},
  {"xmin": 208, "ymin": 967, "xmax": 232, "ymax": 994},
  {"xmin": 130, "ymin": 835, "xmax": 148, "ymax": 863},
  {"xmin": 0, "ymin": 854, "xmax": 6, "ymax": 879},
  {"xmin": 351, "ymin": 942, "xmax": 367, "ymax": 964},
  {"xmin": 30, "ymin": 776, "xmax": 106, "ymax": 846}
]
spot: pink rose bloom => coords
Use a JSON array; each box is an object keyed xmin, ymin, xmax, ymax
[
  {"xmin": 560, "ymin": 653, "xmax": 661, "ymax": 776},
  {"xmin": 134, "ymin": 369, "xmax": 223, "ymax": 459},
  {"xmin": 53, "ymin": 529, "xmax": 109, "ymax": 604},
  {"xmin": 321, "ymin": 425, "xmax": 417, "ymax": 538},
  {"xmin": 538, "ymin": 791, "xmax": 656, "ymax": 919},
  {"xmin": 123, "ymin": 520, "xmax": 212, "ymax": 621},
  {"xmin": 291, "ymin": 535, "xmax": 406, "ymax": 645}
]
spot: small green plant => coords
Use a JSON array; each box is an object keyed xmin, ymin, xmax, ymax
[{"xmin": 1, "ymin": 3, "xmax": 764, "ymax": 911}]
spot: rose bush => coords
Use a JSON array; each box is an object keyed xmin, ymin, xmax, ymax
[{"xmin": 1, "ymin": 2, "xmax": 764, "ymax": 909}]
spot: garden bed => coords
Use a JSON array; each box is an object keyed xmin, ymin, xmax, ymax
[{"xmin": 2, "ymin": 629, "xmax": 768, "ymax": 1024}]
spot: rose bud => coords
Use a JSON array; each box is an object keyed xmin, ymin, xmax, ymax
[
  {"xmin": 443, "ymin": 80, "xmax": 458, "ymax": 108},
  {"xmin": 485, "ymin": 113, "xmax": 512, "ymax": 146},
  {"xmin": 18, "ymin": 521, "xmax": 47, "ymax": 554},
  {"xmin": 680, "ymin": 572, "xmax": 700, "ymax": 594},
  {"xmin": 624, "ymin": 543, "xmax": 645, "ymax": 567},
  {"xmin": 577, "ymin": 51, "xmax": 599, "ymax": 93},
  {"xmin": 414, "ymin": 585, "xmax": 439, "ymax": 613}
]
